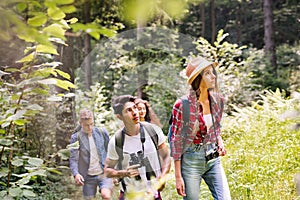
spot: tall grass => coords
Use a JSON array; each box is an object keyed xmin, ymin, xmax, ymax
[{"xmin": 222, "ymin": 90, "xmax": 300, "ymax": 200}]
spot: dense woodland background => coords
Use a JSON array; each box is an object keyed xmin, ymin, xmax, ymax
[{"xmin": 0, "ymin": 0, "xmax": 299, "ymax": 199}]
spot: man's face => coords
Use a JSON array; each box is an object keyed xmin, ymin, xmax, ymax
[
  {"xmin": 121, "ymin": 101, "xmax": 140, "ymax": 125},
  {"xmin": 80, "ymin": 118, "xmax": 94, "ymax": 134}
]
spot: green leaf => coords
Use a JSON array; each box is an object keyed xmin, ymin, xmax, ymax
[
  {"xmin": 54, "ymin": 0, "xmax": 74, "ymax": 5},
  {"xmin": 17, "ymin": 177, "xmax": 30, "ymax": 185},
  {"xmin": 36, "ymin": 44, "xmax": 58, "ymax": 55},
  {"xmin": 6, "ymin": 109, "xmax": 26, "ymax": 121},
  {"xmin": 4, "ymin": 68, "xmax": 19, "ymax": 72},
  {"xmin": 16, "ymin": 3, "xmax": 27, "ymax": 12},
  {"xmin": 55, "ymin": 79, "xmax": 75, "ymax": 90},
  {"xmin": 29, "ymin": 169, "xmax": 47, "ymax": 177},
  {"xmin": 67, "ymin": 17, "xmax": 78, "ymax": 24},
  {"xmin": 27, "ymin": 14, "xmax": 47, "ymax": 27},
  {"xmin": 47, "ymin": 95, "xmax": 63, "ymax": 102},
  {"xmin": 12, "ymin": 159, "xmax": 24, "ymax": 167},
  {"xmin": 16, "ymin": 52, "xmax": 35, "ymax": 63},
  {"xmin": 0, "ymin": 190, "xmax": 7, "ymax": 197},
  {"xmin": 28, "ymin": 157, "xmax": 43, "ymax": 167},
  {"xmin": 58, "ymin": 149, "xmax": 70, "ymax": 160},
  {"xmin": 0, "ymin": 139, "xmax": 13, "ymax": 146},
  {"xmin": 66, "ymin": 141, "xmax": 79, "ymax": 149},
  {"xmin": 46, "ymin": 168, "xmax": 62, "ymax": 175},
  {"xmin": 0, "ymin": 129, "xmax": 5, "ymax": 134},
  {"xmin": 13, "ymin": 119, "xmax": 27, "ymax": 126},
  {"xmin": 31, "ymin": 88, "xmax": 49, "ymax": 95},
  {"xmin": 55, "ymin": 69, "xmax": 70, "ymax": 80},
  {"xmin": 9, "ymin": 187, "xmax": 22, "ymax": 197},
  {"xmin": 26, "ymin": 104, "xmax": 43, "ymax": 111},
  {"xmin": 23, "ymin": 190, "xmax": 36, "ymax": 198},
  {"xmin": 38, "ymin": 78, "xmax": 57, "ymax": 85},
  {"xmin": 0, "ymin": 168, "xmax": 9, "ymax": 178},
  {"xmin": 47, "ymin": 7, "xmax": 66, "ymax": 20},
  {"xmin": 87, "ymin": 30, "xmax": 100, "ymax": 40},
  {"xmin": 60, "ymin": 5, "xmax": 76, "ymax": 13},
  {"xmin": 98, "ymin": 28, "xmax": 116, "ymax": 38},
  {"xmin": 43, "ymin": 24, "xmax": 66, "ymax": 40},
  {"xmin": 70, "ymin": 23, "xmax": 86, "ymax": 32},
  {"xmin": 0, "ymin": 70, "xmax": 10, "ymax": 77}
]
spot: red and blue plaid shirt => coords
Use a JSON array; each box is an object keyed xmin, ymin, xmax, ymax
[{"xmin": 170, "ymin": 88, "xmax": 224, "ymax": 160}]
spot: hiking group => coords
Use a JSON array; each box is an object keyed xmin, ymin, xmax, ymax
[{"xmin": 69, "ymin": 56, "xmax": 231, "ymax": 200}]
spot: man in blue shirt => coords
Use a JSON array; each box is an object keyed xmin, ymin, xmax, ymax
[{"xmin": 69, "ymin": 109, "xmax": 112, "ymax": 200}]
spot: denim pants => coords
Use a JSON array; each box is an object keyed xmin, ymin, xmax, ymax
[
  {"xmin": 181, "ymin": 144, "xmax": 231, "ymax": 200},
  {"xmin": 83, "ymin": 174, "xmax": 112, "ymax": 199}
]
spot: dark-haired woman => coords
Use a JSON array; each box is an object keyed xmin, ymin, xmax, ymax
[
  {"xmin": 135, "ymin": 98, "xmax": 163, "ymax": 128},
  {"xmin": 170, "ymin": 56, "xmax": 231, "ymax": 200}
]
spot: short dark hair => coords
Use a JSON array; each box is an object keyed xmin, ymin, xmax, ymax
[{"xmin": 113, "ymin": 95, "xmax": 136, "ymax": 115}]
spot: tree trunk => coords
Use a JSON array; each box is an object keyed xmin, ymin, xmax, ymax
[
  {"xmin": 55, "ymin": 35, "xmax": 77, "ymax": 164},
  {"xmin": 136, "ymin": 4, "xmax": 148, "ymax": 100},
  {"xmin": 264, "ymin": 0, "xmax": 277, "ymax": 74},
  {"xmin": 236, "ymin": 2, "xmax": 241, "ymax": 44},
  {"xmin": 200, "ymin": 2, "xmax": 205, "ymax": 37},
  {"xmin": 83, "ymin": 0, "xmax": 92, "ymax": 89},
  {"xmin": 210, "ymin": 0, "xmax": 216, "ymax": 43}
]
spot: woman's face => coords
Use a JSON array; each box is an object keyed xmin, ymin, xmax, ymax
[
  {"xmin": 136, "ymin": 102, "xmax": 147, "ymax": 119},
  {"xmin": 200, "ymin": 65, "xmax": 216, "ymax": 90}
]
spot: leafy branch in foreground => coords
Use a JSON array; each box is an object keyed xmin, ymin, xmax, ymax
[{"xmin": 0, "ymin": 0, "xmax": 77, "ymax": 198}]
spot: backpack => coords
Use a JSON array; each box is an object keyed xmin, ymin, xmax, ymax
[
  {"xmin": 167, "ymin": 97, "xmax": 190, "ymax": 156},
  {"xmin": 115, "ymin": 122, "xmax": 159, "ymax": 167},
  {"xmin": 114, "ymin": 122, "xmax": 160, "ymax": 192}
]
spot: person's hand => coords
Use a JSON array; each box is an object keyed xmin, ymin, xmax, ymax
[
  {"xmin": 217, "ymin": 137, "xmax": 227, "ymax": 156},
  {"xmin": 156, "ymin": 175, "xmax": 166, "ymax": 191},
  {"xmin": 125, "ymin": 164, "xmax": 140, "ymax": 177},
  {"xmin": 113, "ymin": 178, "xmax": 120, "ymax": 186},
  {"xmin": 74, "ymin": 174, "xmax": 84, "ymax": 186},
  {"xmin": 175, "ymin": 176, "xmax": 186, "ymax": 197}
]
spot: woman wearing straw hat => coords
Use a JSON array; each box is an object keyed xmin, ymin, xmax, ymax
[{"xmin": 170, "ymin": 56, "xmax": 231, "ymax": 199}]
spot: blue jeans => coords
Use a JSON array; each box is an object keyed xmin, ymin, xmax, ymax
[{"xmin": 181, "ymin": 144, "xmax": 231, "ymax": 200}]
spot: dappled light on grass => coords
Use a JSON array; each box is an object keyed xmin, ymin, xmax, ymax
[{"xmin": 222, "ymin": 90, "xmax": 300, "ymax": 199}]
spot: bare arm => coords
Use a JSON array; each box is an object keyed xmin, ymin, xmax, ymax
[
  {"xmin": 174, "ymin": 159, "xmax": 186, "ymax": 196},
  {"xmin": 158, "ymin": 142, "xmax": 171, "ymax": 176},
  {"xmin": 104, "ymin": 158, "xmax": 139, "ymax": 179}
]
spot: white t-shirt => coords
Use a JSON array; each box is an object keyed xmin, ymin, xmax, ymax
[
  {"xmin": 107, "ymin": 124, "xmax": 165, "ymax": 192},
  {"xmin": 87, "ymin": 135, "xmax": 102, "ymax": 175}
]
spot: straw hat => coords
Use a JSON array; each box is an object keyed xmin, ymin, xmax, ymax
[{"xmin": 186, "ymin": 56, "xmax": 218, "ymax": 85}]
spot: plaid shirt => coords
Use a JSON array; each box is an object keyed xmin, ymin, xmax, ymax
[{"xmin": 171, "ymin": 88, "xmax": 224, "ymax": 160}]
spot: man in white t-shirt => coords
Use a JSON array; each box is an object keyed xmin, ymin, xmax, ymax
[{"xmin": 105, "ymin": 95, "xmax": 171, "ymax": 200}]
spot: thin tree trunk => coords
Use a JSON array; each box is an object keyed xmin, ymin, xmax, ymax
[
  {"xmin": 83, "ymin": 1, "xmax": 92, "ymax": 89},
  {"xmin": 136, "ymin": 2, "xmax": 148, "ymax": 100},
  {"xmin": 200, "ymin": 3, "xmax": 205, "ymax": 37},
  {"xmin": 264, "ymin": 0, "xmax": 277, "ymax": 73},
  {"xmin": 210, "ymin": 0, "xmax": 216, "ymax": 43},
  {"xmin": 236, "ymin": 2, "xmax": 241, "ymax": 44}
]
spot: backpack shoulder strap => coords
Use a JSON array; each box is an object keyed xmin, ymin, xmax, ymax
[
  {"xmin": 140, "ymin": 122, "xmax": 159, "ymax": 150},
  {"xmin": 115, "ymin": 129, "xmax": 124, "ymax": 170},
  {"xmin": 181, "ymin": 97, "xmax": 190, "ymax": 129}
]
